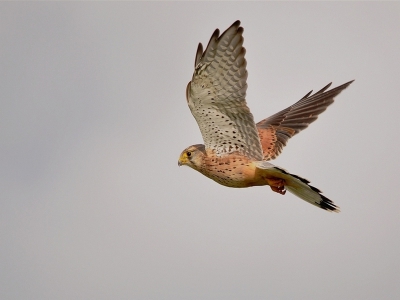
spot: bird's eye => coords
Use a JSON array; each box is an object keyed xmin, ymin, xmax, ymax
[{"xmin": 186, "ymin": 151, "xmax": 191, "ymax": 157}]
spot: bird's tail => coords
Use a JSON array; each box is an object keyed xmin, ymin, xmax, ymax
[{"xmin": 255, "ymin": 161, "xmax": 340, "ymax": 212}]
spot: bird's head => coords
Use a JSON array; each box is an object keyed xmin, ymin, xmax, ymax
[{"xmin": 178, "ymin": 144, "xmax": 206, "ymax": 170}]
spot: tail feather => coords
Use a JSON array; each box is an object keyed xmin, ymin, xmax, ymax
[
  {"xmin": 255, "ymin": 162, "xmax": 340, "ymax": 212},
  {"xmin": 276, "ymin": 167, "xmax": 340, "ymax": 212}
]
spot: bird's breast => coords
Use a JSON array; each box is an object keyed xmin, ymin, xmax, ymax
[{"xmin": 200, "ymin": 155, "xmax": 265, "ymax": 188}]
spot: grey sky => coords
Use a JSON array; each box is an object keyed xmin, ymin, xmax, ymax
[{"xmin": 1, "ymin": 2, "xmax": 400, "ymax": 299}]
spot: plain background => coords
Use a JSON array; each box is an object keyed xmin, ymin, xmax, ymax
[{"xmin": 1, "ymin": 2, "xmax": 400, "ymax": 300}]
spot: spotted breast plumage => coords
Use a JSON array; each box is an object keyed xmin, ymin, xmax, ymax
[{"xmin": 178, "ymin": 20, "xmax": 353, "ymax": 212}]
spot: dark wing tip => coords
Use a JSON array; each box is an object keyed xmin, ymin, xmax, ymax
[
  {"xmin": 196, "ymin": 21, "xmax": 244, "ymax": 67},
  {"xmin": 336, "ymin": 79, "xmax": 355, "ymax": 90},
  {"xmin": 315, "ymin": 82, "xmax": 332, "ymax": 95},
  {"xmin": 232, "ymin": 20, "xmax": 242, "ymax": 33},
  {"xmin": 195, "ymin": 43, "xmax": 203, "ymax": 68},
  {"xmin": 211, "ymin": 28, "xmax": 220, "ymax": 39},
  {"xmin": 301, "ymin": 90, "xmax": 313, "ymax": 100},
  {"xmin": 232, "ymin": 20, "xmax": 241, "ymax": 27},
  {"xmin": 195, "ymin": 27, "xmax": 220, "ymax": 67},
  {"xmin": 301, "ymin": 80, "xmax": 353, "ymax": 101},
  {"xmin": 217, "ymin": 20, "xmax": 242, "ymax": 42}
]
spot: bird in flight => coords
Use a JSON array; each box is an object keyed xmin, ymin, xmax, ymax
[{"xmin": 178, "ymin": 20, "xmax": 353, "ymax": 212}]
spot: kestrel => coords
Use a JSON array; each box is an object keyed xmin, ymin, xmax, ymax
[{"xmin": 178, "ymin": 20, "xmax": 353, "ymax": 212}]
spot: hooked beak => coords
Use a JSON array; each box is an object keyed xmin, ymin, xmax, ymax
[{"xmin": 178, "ymin": 152, "xmax": 190, "ymax": 167}]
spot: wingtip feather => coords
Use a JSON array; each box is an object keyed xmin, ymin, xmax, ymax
[{"xmin": 195, "ymin": 43, "xmax": 203, "ymax": 68}]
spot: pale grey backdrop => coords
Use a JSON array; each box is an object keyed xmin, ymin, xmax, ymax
[{"xmin": 1, "ymin": 2, "xmax": 400, "ymax": 300}]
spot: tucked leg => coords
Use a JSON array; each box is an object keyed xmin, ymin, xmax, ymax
[{"xmin": 266, "ymin": 178, "xmax": 286, "ymax": 195}]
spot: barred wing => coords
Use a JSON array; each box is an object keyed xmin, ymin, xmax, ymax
[
  {"xmin": 186, "ymin": 21, "xmax": 263, "ymax": 161},
  {"xmin": 257, "ymin": 80, "xmax": 354, "ymax": 160}
]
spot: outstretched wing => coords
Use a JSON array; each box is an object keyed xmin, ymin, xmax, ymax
[
  {"xmin": 186, "ymin": 21, "xmax": 263, "ymax": 161},
  {"xmin": 257, "ymin": 80, "xmax": 354, "ymax": 160}
]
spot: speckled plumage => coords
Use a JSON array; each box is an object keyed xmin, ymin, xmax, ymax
[
  {"xmin": 178, "ymin": 21, "xmax": 353, "ymax": 212},
  {"xmin": 186, "ymin": 21, "xmax": 262, "ymax": 161}
]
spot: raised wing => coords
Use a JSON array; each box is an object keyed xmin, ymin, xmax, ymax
[
  {"xmin": 186, "ymin": 21, "xmax": 263, "ymax": 161},
  {"xmin": 257, "ymin": 80, "xmax": 354, "ymax": 160}
]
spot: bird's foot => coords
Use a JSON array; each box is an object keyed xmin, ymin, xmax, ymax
[{"xmin": 266, "ymin": 178, "xmax": 286, "ymax": 195}]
